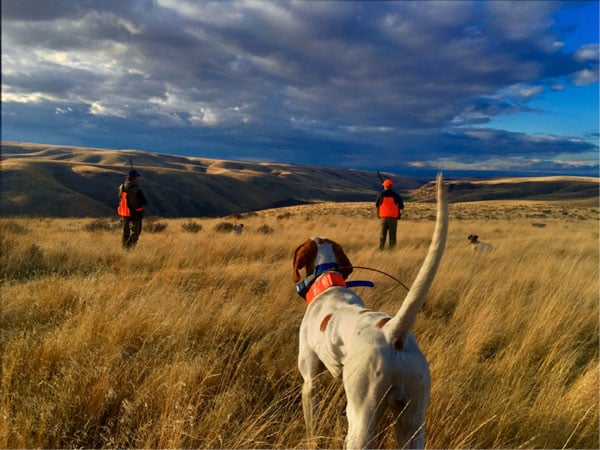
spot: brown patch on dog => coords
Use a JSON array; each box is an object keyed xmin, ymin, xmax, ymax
[
  {"xmin": 293, "ymin": 239, "xmax": 318, "ymax": 282},
  {"xmin": 331, "ymin": 242, "xmax": 353, "ymax": 279},
  {"xmin": 359, "ymin": 309, "xmax": 373, "ymax": 314},
  {"xmin": 376, "ymin": 317, "xmax": 391, "ymax": 328},
  {"xmin": 320, "ymin": 314, "xmax": 333, "ymax": 332},
  {"xmin": 374, "ymin": 317, "xmax": 404, "ymax": 350}
]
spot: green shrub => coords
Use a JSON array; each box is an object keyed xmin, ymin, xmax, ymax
[
  {"xmin": 181, "ymin": 221, "xmax": 202, "ymax": 233},
  {"xmin": 257, "ymin": 224, "xmax": 274, "ymax": 234},
  {"xmin": 0, "ymin": 220, "xmax": 27, "ymax": 234},
  {"xmin": 214, "ymin": 222, "xmax": 234, "ymax": 233},
  {"xmin": 1, "ymin": 243, "xmax": 46, "ymax": 281},
  {"xmin": 145, "ymin": 221, "xmax": 168, "ymax": 233},
  {"xmin": 84, "ymin": 219, "xmax": 114, "ymax": 232}
]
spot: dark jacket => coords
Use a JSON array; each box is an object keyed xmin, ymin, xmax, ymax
[
  {"xmin": 119, "ymin": 180, "xmax": 148, "ymax": 219},
  {"xmin": 376, "ymin": 189, "xmax": 404, "ymax": 219}
]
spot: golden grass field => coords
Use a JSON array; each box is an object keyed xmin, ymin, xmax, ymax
[{"xmin": 1, "ymin": 198, "xmax": 598, "ymax": 449}]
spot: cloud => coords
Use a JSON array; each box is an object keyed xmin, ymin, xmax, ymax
[
  {"xmin": 1, "ymin": 0, "xmax": 598, "ymax": 176},
  {"xmin": 575, "ymin": 43, "xmax": 599, "ymax": 62},
  {"xmin": 573, "ymin": 69, "xmax": 599, "ymax": 85}
]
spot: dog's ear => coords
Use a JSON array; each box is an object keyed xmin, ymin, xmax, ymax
[
  {"xmin": 293, "ymin": 239, "xmax": 317, "ymax": 282},
  {"xmin": 331, "ymin": 242, "xmax": 353, "ymax": 279}
]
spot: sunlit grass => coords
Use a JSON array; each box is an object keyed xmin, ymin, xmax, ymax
[{"xmin": 1, "ymin": 199, "xmax": 598, "ymax": 448}]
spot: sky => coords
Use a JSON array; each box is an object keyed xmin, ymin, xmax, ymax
[{"xmin": 2, "ymin": 0, "xmax": 599, "ymax": 177}]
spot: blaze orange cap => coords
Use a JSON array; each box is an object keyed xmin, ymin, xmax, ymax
[{"xmin": 382, "ymin": 179, "xmax": 393, "ymax": 188}]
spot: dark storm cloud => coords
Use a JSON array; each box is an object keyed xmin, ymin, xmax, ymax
[{"xmin": 1, "ymin": 0, "xmax": 598, "ymax": 175}]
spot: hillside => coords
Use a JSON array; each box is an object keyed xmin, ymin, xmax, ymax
[
  {"xmin": 1, "ymin": 142, "xmax": 598, "ymax": 217},
  {"xmin": 412, "ymin": 177, "xmax": 599, "ymax": 203},
  {"xmin": 1, "ymin": 142, "xmax": 419, "ymax": 218}
]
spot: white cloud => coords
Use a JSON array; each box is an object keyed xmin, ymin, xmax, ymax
[
  {"xmin": 344, "ymin": 125, "xmax": 394, "ymax": 134},
  {"xmin": 89, "ymin": 100, "xmax": 127, "ymax": 118},
  {"xmin": 2, "ymin": 92, "xmax": 51, "ymax": 103},
  {"xmin": 573, "ymin": 69, "xmax": 599, "ymax": 86},
  {"xmin": 515, "ymin": 85, "xmax": 544, "ymax": 99},
  {"xmin": 575, "ymin": 43, "xmax": 599, "ymax": 62},
  {"xmin": 189, "ymin": 107, "xmax": 219, "ymax": 126}
]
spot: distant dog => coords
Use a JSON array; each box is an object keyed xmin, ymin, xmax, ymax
[
  {"xmin": 468, "ymin": 234, "xmax": 493, "ymax": 251},
  {"xmin": 293, "ymin": 174, "xmax": 448, "ymax": 449}
]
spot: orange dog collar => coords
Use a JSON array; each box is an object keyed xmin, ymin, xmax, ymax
[{"xmin": 305, "ymin": 272, "xmax": 347, "ymax": 305}]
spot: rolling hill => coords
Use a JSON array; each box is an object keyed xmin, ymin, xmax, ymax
[{"xmin": 1, "ymin": 142, "xmax": 598, "ymax": 217}]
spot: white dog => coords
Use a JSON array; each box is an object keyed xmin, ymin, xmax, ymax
[
  {"xmin": 234, "ymin": 223, "xmax": 244, "ymax": 234},
  {"xmin": 468, "ymin": 234, "xmax": 493, "ymax": 251},
  {"xmin": 293, "ymin": 174, "xmax": 448, "ymax": 449}
]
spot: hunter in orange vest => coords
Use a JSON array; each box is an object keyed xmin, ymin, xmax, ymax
[
  {"xmin": 118, "ymin": 170, "xmax": 148, "ymax": 250},
  {"xmin": 375, "ymin": 178, "xmax": 404, "ymax": 250}
]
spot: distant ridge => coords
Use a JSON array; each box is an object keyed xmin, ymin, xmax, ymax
[
  {"xmin": 1, "ymin": 142, "xmax": 419, "ymax": 217},
  {"xmin": 1, "ymin": 142, "xmax": 598, "ymax": 218},
  {"xmin": 412, "ymin": 176, "xmax": 599, "ymax": 203}
]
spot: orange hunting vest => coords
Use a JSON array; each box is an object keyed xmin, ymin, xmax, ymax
[
  {"xmin": 117, "ymin": 185, "xmax": 144, "ymax": 217},
  {"xmin": 117, "ymin": 191, "xmax": 131, "ymax": 217},
  {"xmin": 378, "ymin": 196, "xmax": 400, "ymax": 219}
]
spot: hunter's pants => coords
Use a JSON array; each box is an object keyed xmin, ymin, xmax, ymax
[
  {"xmin": 379, "ymin": 218, "xmax": 398, "ymax": 250},
  {"xmin": 122, "ymin": 218, "xmax": 143, "ymax": 249}
]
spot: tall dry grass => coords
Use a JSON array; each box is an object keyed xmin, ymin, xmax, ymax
[{"xmin": 1, "ymin": 199, "xmax": 598, "ymax": 448}]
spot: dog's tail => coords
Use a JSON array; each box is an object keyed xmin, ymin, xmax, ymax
[{"xmin": 382, "ymin": 173, "xmax": 448, "ymax": 350}]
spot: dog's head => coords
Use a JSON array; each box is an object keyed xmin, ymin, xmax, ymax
[
  {"xmin": 293, "ymin": 237, "xmax": 353, "ymax": 282},
  {"xmin": 468, "ymin": 234, "xmax": 479, "ymax": 243}
]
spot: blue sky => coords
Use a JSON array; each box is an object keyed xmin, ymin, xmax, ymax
[{"xmin": 2, "ymin": 0, "xmax": 598, "ymax": 177}]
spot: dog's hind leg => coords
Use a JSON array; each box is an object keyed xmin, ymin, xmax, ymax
[
  {"xmin": 343, "ymin": 370, "xmax": 389, "ymax": 450},
  {"xmin": 392, "ymin": 382, "xmax": 429, "ymax": 449},
  {"xmin": 298, "ymin": 351, "xmax": 326, "ymax": 440},
  {"xmin": 393, "ymin": 403, "xmax": 426, "ymax": 449},
  {"xmin": 344, "ymin": 389, "xmax": 388, "ymax": 449}
]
